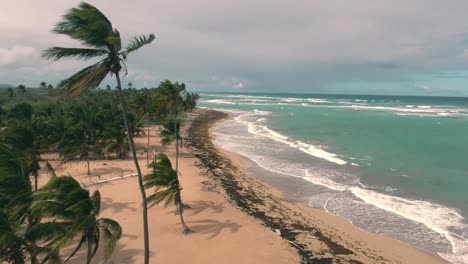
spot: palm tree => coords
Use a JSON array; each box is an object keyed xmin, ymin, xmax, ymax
[
  {"xmin": 128, "ymin": 82, "xmax": 133, "ymax": 89},
  {"xmin": 156, "ymin": 81, "xmax": 186, "ymax": 173},
  {"xmin": 42, "ymin": 3, "xmax": 154, "ymax": 262},
  {"xmin": 40, "ymin": 82, "xmax": 47, "ymax": 89},
  {"xmin": 33, "ymin": 176, "xmax": 122, "ymax": 264},
  {"xmin": 6, "ymin": 87, "xmax": 14, "ymax": 97},
  {"xmin": 2, "ymin": 103, "xmax": 42, "ymax": 191},
  {"xmin": 156, "ymin": 81, "xmax": 189, "ymax": 218},
  {"xmin": 17, "ymin": 84, "xmax": 26, "ymax": 95},
  {"xmin": 0, "ymin": 144, "xmax": 63, "ymax": 264},
  {"xmin": 144, "ymin": 153, "xmax": 190, "ymax": 233}
]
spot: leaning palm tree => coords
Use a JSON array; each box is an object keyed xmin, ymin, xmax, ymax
[
  {"xmin": 0, "ymin": 144, "xmax": 64, "ymax": 264},
  {"xmin": 33, "ymin": 176, "xmax": 122, "ymax": 264},
  {"xmin": 144, "ymin": 153, "xmax": 190, "ymax": 233},
  {"xmin": 42, "ymin": 3, "xmax": 154, "ymax": 262}
]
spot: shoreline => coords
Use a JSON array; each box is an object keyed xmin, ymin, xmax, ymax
[{"xmin": 187, "ymin": 108, "xmax": 448, "ymax": 264}]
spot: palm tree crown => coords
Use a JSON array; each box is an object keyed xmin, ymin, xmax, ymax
[{"xmin": 42, "ymin": 2, "xmax": 155, "ymax": 96}]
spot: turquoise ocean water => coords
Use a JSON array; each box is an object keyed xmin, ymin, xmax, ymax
[{"xmin": 199, "ymin": 93, "xmax": 468, "ymax": 263}]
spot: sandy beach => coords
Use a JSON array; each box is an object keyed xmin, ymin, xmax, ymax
[{"xmin": 37, "ymin": 108, "xmax": 449, "ymax": 264}]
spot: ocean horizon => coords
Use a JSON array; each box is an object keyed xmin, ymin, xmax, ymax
[{"xmin": 199, "ymin": 92, "xmax": 468, "ymax": 264}]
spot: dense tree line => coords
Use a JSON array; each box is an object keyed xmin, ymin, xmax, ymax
[
  {"xmin": 0, "ymin": 83, "xmax": 199, "ymax": 263},
  {"xmin": 1, "ymin": 2, "xmax": 201, "ymax": 263}
]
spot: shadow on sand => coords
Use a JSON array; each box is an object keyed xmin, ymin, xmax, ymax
[
  {"xmin": 187, "ymin": 219, "xmax": 241, "ymax": 239},
  {"xmin": 185, "ymin": 200, "xmax": 225, "ymax": 216},
  {"xmin": 101, "ymin": 197, "xmax": 137, "ymax": 214}
]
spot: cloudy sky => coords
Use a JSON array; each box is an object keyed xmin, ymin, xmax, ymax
[{"xmin": 2, "ymin": 0, "xmax": 468, "ymax": 96}]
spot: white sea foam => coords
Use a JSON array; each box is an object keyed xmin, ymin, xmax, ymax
[
  {"xmin": 350, "ymin": 187, "xmax": 468, "ymax": 264},
  {"xmin": 234, "ymin": 112, "xmax": 348, "ymax": 165},
  {"xmin": 204, "ymin": 99, "xmax": 236, "ymax": 105},
  {"xmin": 305, "ymin": 167, "xmax": 468, "ymax": 262},
  {"xmin": 307, "ymin": 98, "xmax": 330, "ymax": 103}
]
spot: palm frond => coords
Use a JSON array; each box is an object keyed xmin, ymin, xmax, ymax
[
  {"xmin": 45, "ymin": 162, "xmax": 57, "ymax": 178},
  {"xmin": 90, "ymin": 191, "xmax": 101, "ymax": 216},
  {"xmin": 62, "ymin": 234, "xmax": 86, "ymax": 263},
  {"xmin": 42, "ymin": 47, "xmax": 107, "ymax": 61},
  {"xmin": 144, "ymin": 153, "xmax": 178, "ymax": 188},
  {"xmin": 25, "ymin": 222, "xmax": 66, "ymax": 242},
  {"xmin": 99, "ymin": 218, "xmax": 122, "ymax": 258},
  {"xmin": 105, "ymin": 29, "xmax": 122, "ymax": 53},
  {"xmin": 123, "ymin": 34, "xmax": 155, "ymax": 55},
  {"xmin": 56, "ymin": 60, "xmax": 110, "ymax": 96},
  {"xmin": 38, "ymin": 247, "xmax": 62, "ymax": 264},
  {"xmin": 53, "ymin": 2, "xmax": 113, "ymax": 49},
  {"xmin": 0, "ymin": 211, "xmax": 19, "ymax": 251},
  {"xmin": 147, "ymin": 188, "xmax": 177, "ymax": 207}
]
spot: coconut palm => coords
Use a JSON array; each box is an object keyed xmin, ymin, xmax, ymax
[
  {"xmin": 33, "ymin": 176, "xmax": 122, "ymax": 264},
  {"xmin": 42, "ymin": 3, "xmax": 154, "ymax": 262},
  {"xmin": 156, "ymin": 81, "xmax": 186, "ymax": 175},
  {"xmin": 1, "ymin": 103, "xmax": 42, "ymax": 191},
  {"xmin": 17, "ymin": 84, "xmax": 26, "ymax": 95},
  {"xmin": 144, "ymin": 153, "xmax": 190, "ymax": 233},
  {"xmin": 0, "ymin": 144, "xmax": 63, "ymax": 264}
]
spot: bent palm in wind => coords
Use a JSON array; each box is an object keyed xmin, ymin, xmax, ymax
[
  {"xmin": 42, "ymin": 2, "xmax": 154, "ymax": 263},
  {"xmin": 144, "ymin": 153, "xmax": 190, "ymax": 233},
  {"xmin": 33, "ymin": 176, "xmax": 122, "ymax": 264},
  {"xmin": 0, "ymin": 144, "xmax": 63, "ymax": 264}
]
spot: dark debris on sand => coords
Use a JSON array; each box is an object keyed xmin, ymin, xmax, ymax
[{"xmin": 185, "ymin": 109, "xmax": 362, "ymax": 264}]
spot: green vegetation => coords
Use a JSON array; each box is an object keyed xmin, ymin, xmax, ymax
[
  {"xmin": 144, "ymin": 153, "xmax": 190, "ymax": 232},
  {"xmin": 0, "ymin": 2, "xmax": 199, "ymax": 263}
]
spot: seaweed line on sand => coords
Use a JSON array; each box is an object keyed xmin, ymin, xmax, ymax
[{"xmin": 185, "ymin": 109, "xmax": 366, "ymax": 264}]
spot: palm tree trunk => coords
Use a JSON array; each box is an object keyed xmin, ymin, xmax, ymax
[
  {"xmin": 174, "ymin": 119, "xmax": 179, "ymax": 175},
  {"xmin": 27, "ymin": 215, "xmax": 39, "ymax": 264},
  {"xmin": 86, "ymin": 241, "xmax": 92, "ymax": 264},
  {"xmin": 87, "ymin": 155, "xmax": 91, "ymax": 175},
  {"xmin": 115, "ymin": 72, "xmax": 150, "ymax": 264},
  {"xmin": 176, "ymin": 192, "xmax": 190, "ymax": 233},
  {"xmin": 174, "ymin": 113, "xmax": 190, "ymax": 233},
  {"xmin": 146, "ymin": 125, "xmax": 150, "ymax": 164},
  {"xmin": 34, "ymin": 175, "xmax": 38, "ymax": 191}
]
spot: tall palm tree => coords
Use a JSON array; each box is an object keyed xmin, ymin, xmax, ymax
[
  {"xmin": 33, "ymin": 176, "xmax": 122, "ymax": 264},
  {"xmin": 156, "ymin": 81, "xmax": 185, "ymax": 173},
  {"xmin": 144, "ymin": 153, "xmax": 190, "ymax": 233},
  {"xmin": 1, "ymin": 104, "xmax": 42, "ymax": 191},
  {"xmin": 42, "ymin": 3, "xmax": 154, "ymax": 262},
  {"xmin": 156, "ymin": 81, "xmax": 189, "ymax": 219}
]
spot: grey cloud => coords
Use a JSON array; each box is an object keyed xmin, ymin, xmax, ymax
[{"xmin": 2, "ymin": 0, "xmax": 468, "ymax": 95}]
